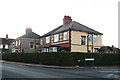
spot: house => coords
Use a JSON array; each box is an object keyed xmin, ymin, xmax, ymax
[
  {"xmin": 9, "ymin": 28, "xmax": 40, "ymax": 53},
  {"xmin": 40, "ymin": 16, "xmax": 103, "ymax": 52},
  {"xmin": 99, "ymin": 45, "xmax": 120, "ymax": 53},
  {"xmin": 0, "ymin": 34, "xmax": 14, "ymax": 53}
]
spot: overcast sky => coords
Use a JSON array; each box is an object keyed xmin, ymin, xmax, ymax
[{"xmin": 0, "ymin": 0, "xmax": 119, "ymax": 47}]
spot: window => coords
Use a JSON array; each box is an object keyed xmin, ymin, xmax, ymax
[
  {"xmin": 88, "ymin": 34, "xmax": 92, "ymax": 42},
  {"xmin": 93, "ymin": 35, "xmax": 98, "ymax": 42},
  {"xmin": 54, "ymin": 34, "xmax": 59, "ymax": 42},
  {"xmin": 30, "ymin": 42, "xmax": 34, "ymax": 49},
  {"xmin": 0, "ymin": 45, "xmax": 2, "ymax": 49},
  {"xmin": 5, "ymin": 45, "xmax": 8, "ymax": 49},
  {"xmin": 81, "ymin": 36, "xmax": 86, "ymax": 45},
  {"xmin": 42, "ymin": 48, "xmax": 49, "ymax": 52},
  {"xmin": 46, "ymin": 36, "xmax": 50, "ymax": 43},
  {"xmin": 15, "ymin": 41, "xmax": 18, "ymax": 46},
  {"xmin": 40, "ymin": 39, "xmax": 43, "ymax": 45},
  {"xmin": 94, "ymin": 48, "xmax": 99, "ymax": 52},
  {"xmin": 18, "ymin": 40, "xmax": 20, "ymax": 45},
  {"xmin": 63, "ymin": 32, "xmax": 68, "ymax": 40},
  {"xmin": 53, "ymin": 47, "xmax": 57, "ymax": 52},
  {"xmin": 3, "ymin": 45, "xmax": 5, "ymax": 49}
]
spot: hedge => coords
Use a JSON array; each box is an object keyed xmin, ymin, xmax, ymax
[{"xmin": 2, "ymin": 52, "xmax": 120, "ymax": 66}]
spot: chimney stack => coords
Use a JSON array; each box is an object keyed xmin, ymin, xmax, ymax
[
  {"xmin": 26, "ymin": 27, "xmax": 32, "ymax": 34},
  {"xmin": 112, "ymin": 45, "xmax": 114, "ymax": 48},
  {"xmin": 63, "ymin": 15, "xmax": 72, "ymax": 24},
  {"xmin": 6, "ymin": 34, "xmax": 8, "ymax": 39}
]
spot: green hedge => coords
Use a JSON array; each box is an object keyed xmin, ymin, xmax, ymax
[{"xmin": 2, "ymin": 52, "xmax": 120, "ymax": 66}]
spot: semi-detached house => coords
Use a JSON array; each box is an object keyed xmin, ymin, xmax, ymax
[
  {"xmin": 40, "ymin": 16, "xmax": 103, "ymax": 52},
  {"xmin": 10, "ymin": 28, "xmax": 40, "ymax": 53}
]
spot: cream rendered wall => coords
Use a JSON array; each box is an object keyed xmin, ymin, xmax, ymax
[
  {"xmin": 71, "ymin": 31, "xmax": 103, "ymax": 52},
  {"xmin": 71, "ymin": 31, "xmax": 88, "ymax": 52}
]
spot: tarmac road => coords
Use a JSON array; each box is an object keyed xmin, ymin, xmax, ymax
[{"xmin": 1, "ymin": 62, "xmax": 120, "ymax": 80}]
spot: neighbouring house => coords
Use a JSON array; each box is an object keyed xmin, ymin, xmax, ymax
[
  {"xmin": 40, "ymin": 16, "xmax": 103, "ymax": 52},
  {"xmin": 9, "ymin": 28, "xmax": 40, "ymax": 53},
  {"xmin": 99, "ymin": 45, "xmax": 120, "ymax": 53},
  {"xmin": 0, "ymin": 34, "xmax": 14, "ymax": 53}
]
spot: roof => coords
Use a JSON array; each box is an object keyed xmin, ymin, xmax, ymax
[
  {"xmin": 18, "ymin": 32, "xmax": 40, "ymax": 39},
  {"xmin": 0, "ymin": 38, "xmax": 14, "ymax": 44},
  {"xmin": 42, "ymin": 21, "xmax": 103, "ymax": 37}
]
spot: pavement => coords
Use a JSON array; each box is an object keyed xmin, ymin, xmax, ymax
[{"xmin": 1, "ymin": 60, "xmax": 120, "ymax": 69}]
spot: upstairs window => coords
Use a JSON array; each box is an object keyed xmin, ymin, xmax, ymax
[
  {"xmin": 94, "ymin": 35, "xmax": 98, "ymax": 42},
  {"xmin": 54, "ymin": 34, "xmax": 59, "ymax": 42},
  {"xmin": 40, "ymin": 39, "xmax": 43, "ymax": 45},
  {"xmin": 15, "ymin": 41, "xmax": 18, "ymax": 46},
  {"xmin": 18, "ymin": 40, "xmax": 21, "ymax": 45},
  {"xmin": 46, "ymin": 36, "xmax": 50, "ymax": 44},
  {"xmin": 81, "ymin": 36, "xmax": 86, "ymax": 45},
  {"xmin": 88, "ymin": 34, "xmax": 92, "ymax": 42},
  {"xmin": 30, "ymin": 42, "xmax": 34, "ymax": 49},
  {"xmin": 63, "ymin": 32, "xmax": 68, "ymax": 40}
]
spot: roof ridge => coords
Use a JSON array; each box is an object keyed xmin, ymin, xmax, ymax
[{"xmin": 18, "ymin": 32, "xmax": 40, "ymax": 39}]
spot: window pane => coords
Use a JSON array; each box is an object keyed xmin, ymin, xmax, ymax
[
  {"xmin": 30, "ymin": 42, "xmax": 34, "ymax": 49},
  {"xmin": 16, "ymin": 41, "xmax": 18, "ymax": 46},
  {"xmin": 81, "ymin": 36, "xmax": 86, "ymax": 45},
  {"xmin": 18, "ymin": 40, "xmax": 20, "ymax": 45},
  {"xmin": 46, "ymin": 36, "xmax": 50, "ymax": 43},
  {"xmin": 5, "ymin": 45, "xmax": 8, "ymax": 49},
  {"xmin": 40, "ymin": 39, "xmax": 43, "ymax": 45},
  {"xmin": 0, "ymin": 45, "xmax": 2, "ymax": 49},
  {"xmin": 54, "ymin": 34, "xmax": 59, "ymax": 42},
  {"xmin": 88, "ymin": 34, "xmax": 92, "ymax": 42},
  {"xmin": 63, "ymin": 32, "xmax": 68, "ymax": 40},
  {"xmin": 94, "ymin": 35, "xmax": 98, "ymax": 42}
]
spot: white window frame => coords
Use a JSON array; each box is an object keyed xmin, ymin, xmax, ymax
[
  {"xmin": 46, "ymin": 36, "xmax": 50, "ymax": 44},
  {"xmin": 30, "ymin": 42, "xmax": 35, "ymax": 49},
  {"xmin": 0, "ymin": 45, "xmax": 2, "ymax": 49},
  {"xmin": 53, "ymin": 47, "xmax": 57, "ymax": 52},
  {"xmin": 54, "ymin": 34, "xmax": 59, "ymax": 42},
  {"xmin": 18, "ymin": 40, "xmax": 21, "ymax": 45},
  {"xmin": 5, "ymin": 45, "xmax": 8, "ymax": 49},
  {"xmin": 63, "ymin": 32, "xmax": 68, "ymax": 40},
  {"xmin": 40, "ymin": 39, "xmax": 43, "ymax": 45},
  {"xmin": 16, "ymin": 41, "xmax": 18, "ymax": 46}
]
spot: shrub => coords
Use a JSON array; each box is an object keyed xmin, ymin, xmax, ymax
[{"xmin": 2, "ymin": 52, "xmax": 120, "ymax": 66}]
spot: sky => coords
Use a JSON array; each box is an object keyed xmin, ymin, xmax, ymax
[{"xmin": 0, "ymin": 0, "xmax": 119, "ymax": 48}]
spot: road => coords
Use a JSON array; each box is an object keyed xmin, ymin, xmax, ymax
[{"xmin": 1, "ymin": 62, "xmax": 120, "ymax": 79}]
